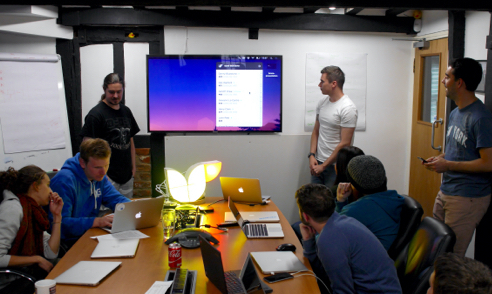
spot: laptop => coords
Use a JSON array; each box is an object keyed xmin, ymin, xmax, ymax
[
  {"xmin": 91, "ymin": 238, "xmax": 140, "ymax": 258},
  {"xmin": 54, "ymin": 261, "xmax": 121, "ymax": 286},
  {"xmin": 104, "ymin": 196, "xmax": 165, "ymax": 233},
  {"xmin": 228, "ymin": 197, "xmax": 284, "ymax": 238},
  {"xmin": 250, "ymin": 251, "xmax": 308, "ymax": 274},
  {"xmin": 220, "ymin": 177, "xmax": 271, "ymax": 204},
  {"xmin": 199, "ymin": 235, "xmax": 266, "ymax": 294}
]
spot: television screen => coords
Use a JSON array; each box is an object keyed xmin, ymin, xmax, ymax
[{"xmin": 147, "ymin": 55, "xmax": 282, "ymax": 132}]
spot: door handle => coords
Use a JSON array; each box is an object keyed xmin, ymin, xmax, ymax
[{"xmin": 431, "ymin": 118, "xmax": 443, "ymax": 152}]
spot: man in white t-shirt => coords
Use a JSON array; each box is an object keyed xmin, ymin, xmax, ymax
[{"xmin": 309, "ymin": 66, "xmax": 358, "ymax": 187}]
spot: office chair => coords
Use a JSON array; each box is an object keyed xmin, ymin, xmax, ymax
[
  {"xmin": 0, "ymin": 268, "xmax": 36, "ymax": 294},
  {"xmin": 394, "ymin": 217, "xmax": 456, "ymax": 294},
  {"xmin": 387, "ymin": 195, "xmax": 423, "ymax": 260}
]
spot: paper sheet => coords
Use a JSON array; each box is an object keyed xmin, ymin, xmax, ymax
[
  {"xmin": 91, "ymin": 230, "xmax": 149, "ymax": 240},
  {"xmin": 145, "ymin": 281, "xmax": 173, "ymax": 294}
]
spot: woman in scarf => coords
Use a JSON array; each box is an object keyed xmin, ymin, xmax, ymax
[{"xmin": 0, "ymin": 165, "xmax": 63, "ymax": 285}]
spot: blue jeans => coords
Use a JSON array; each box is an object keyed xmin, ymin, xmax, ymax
[{"xmin": 311, "ymin": 161, "xmax": 336, "ymax": 188}]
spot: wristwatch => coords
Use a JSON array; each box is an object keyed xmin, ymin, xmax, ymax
[{"xmin": 308, "ymin": 153, "xmax": 316, "ymax": 159}]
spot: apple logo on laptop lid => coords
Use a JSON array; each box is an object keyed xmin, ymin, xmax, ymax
[
  {"xmin": 238, "ymin": 187, "xmax": 244, "ymax": 193},
  {"xmin": 135, "ymin": 212, "xmax": 142, "ymax": 219}
]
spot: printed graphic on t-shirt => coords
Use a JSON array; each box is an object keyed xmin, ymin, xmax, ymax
[
  {"xmin": 106, "ymin": 117, "xmax": 132, "ymax": 150},
  {"xmin": 447, "ymin": 125, "xmax": 468, "ymax": 148}
]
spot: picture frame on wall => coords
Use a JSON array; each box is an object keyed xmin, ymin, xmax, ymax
[{"xmin": 476, "ymin": 60, "xmax": 487, "ymax": 93}]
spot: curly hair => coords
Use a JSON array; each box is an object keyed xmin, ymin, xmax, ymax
[
  {"xmin": 0, "ymin": 165, "xmax": 46, "ymax": 199},
  {"xmin": 434, "ymin": 253, "xmax": 492, "ymax": 294}
]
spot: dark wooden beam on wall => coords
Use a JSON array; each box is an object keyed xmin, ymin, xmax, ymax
[
  {"xmin": 448, "ymin": 10, "xmax": 465, "ymax": 62},
  {"xmin": 150, "ymin": 133, "xmax": 165, "ymax": 198},
  {"xmin": 56, "ymin": 38, "xmax": 83, "ymax": 155},
  {"xmin": 475, "ymin": 12, "xmax": 492, "ymax": 269},
  {"xmin": 385, "ymin": 9, "xmax": 408, "ymax": 17},
  {"xmin": 446, "ymin": 10, "xmax": 466, "ymax": 115},
  {"xmin": 5, "ymin": 0, "xmax": 492, "ymax": 10},
  {"xmin": 59, "ymin": 8, "xmax": 416, "ymax": 34},
  {"xmin": 345, "ymin": 8, "xmax": 363, "ymax": 15},
  {"xmin": 113, "ymin": 42, "xmax": 125, "ymax": 104}
]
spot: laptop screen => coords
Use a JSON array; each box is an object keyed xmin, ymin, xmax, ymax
[
  {"xmin": 241, "ymin": 255, "xmax": 264, "ymax": 294},
  {"xmin": 228, "ymin": 197, "xmax": 244, "ymax": 227}
]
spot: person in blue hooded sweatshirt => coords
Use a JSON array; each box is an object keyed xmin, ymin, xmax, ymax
[
  {"xmin": 336, "ymin": 155, "xmax": 404, "ymax": 250},
  {"xmin": 49, "ymin": 138, "xmax": 130, "ymax": 248}
]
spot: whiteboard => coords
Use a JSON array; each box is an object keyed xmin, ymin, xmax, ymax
[{"xmin": 0, "ymin": 52, "xmax": 72, "ymax": 171}]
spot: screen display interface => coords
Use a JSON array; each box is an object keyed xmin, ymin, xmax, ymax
[{"xmin": 148, "ymin": 55, "xmax": 282, "ymax": 132}]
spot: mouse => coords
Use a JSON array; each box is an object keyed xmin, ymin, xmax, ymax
[{"xmin": 276, "ymin": 243, "xmax": 296, "ymax": 252}]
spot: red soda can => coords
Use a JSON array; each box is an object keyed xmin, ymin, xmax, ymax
[{"xmin": 168, "ymin": 243, "xmax": 182, "ymax": 268}]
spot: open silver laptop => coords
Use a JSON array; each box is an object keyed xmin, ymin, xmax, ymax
[
  {"xmin": 54, "ymin": 261, "xmax": 121, "ymax": 286},
  {"xmin": 220, "ymin": 177, "xmax": 271, "ymax": 204},
  {"xmin": 250, "ymin": 251, "xmax": 308, "ymax": 274},
  {"xmin": 91, "ymin": 239, "xmax": 140, "ymax": 258},
  {"xmin": 105, "ymin": 196, "xmax": 165, "ymax": 233},
  {"xmin": 228, "ymin": 197, "xmax": 283, "ymax": 239}
]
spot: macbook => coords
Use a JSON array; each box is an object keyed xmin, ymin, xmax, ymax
[
  {"xmin": 228, "ymin": 197, "xmax": 284, "ymax": 239},
  {"xmin": 220, "ymin": 177, "xmax": 271, "ymax": 204},
  {"xmin": 199, "ymin": 235, "xmax": 265, "ymax": 294},
  {"xmin": 91, "ymin": 238, "xmax": 140, "ymax": 258},
  {"xmin": 54, "ymin": 261, "xmax": 121, "ymax": 286},
  {"xmin": 250, "ymin": 251, "xmax": 308, "ymax": 274},
  {"xmin": 105, "ymin": 196, "xmax": 165, "ymax": 233}
]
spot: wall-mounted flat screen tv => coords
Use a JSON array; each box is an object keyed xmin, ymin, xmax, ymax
[{"xmin": 147, "ymin": 55, "xmax": 282, "ymax": 133}]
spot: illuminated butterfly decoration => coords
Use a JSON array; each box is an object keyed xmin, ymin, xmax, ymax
[{"xmin": 164, "ymin": 161, "xmax": 222, "ymax": 203}]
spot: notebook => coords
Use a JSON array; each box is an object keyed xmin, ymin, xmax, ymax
[
  {"xmin": 91, "ymin": 238, "xmax": 140, "ymax": 258},
  {"xmin": 54, "ymin": 261, "xmax": 121, "ymax": 286},
  {"xmin": 199, "ymin": 235, "xmax": 266, "ymax": 294},
  {"xmin": 250, "ymin": 251, "xmax": 308, "ymax": 274},
  {"xmin": 228, "ymin": 197, "xmax": 284, "ymax": 238},
  {"xmin": 220, "ymin": 177, "xmax": 271, "ymax": 204},
  {"xmin": 104, "ymin": 196, "xmax": 165, "ymax": 233}
]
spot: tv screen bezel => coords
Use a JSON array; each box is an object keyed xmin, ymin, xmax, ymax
[{"xmin": 146, "ymin": 54, "xmax": 283, "ymax": 134}]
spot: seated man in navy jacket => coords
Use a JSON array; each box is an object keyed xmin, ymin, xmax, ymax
[
  {"xmin": 336, "ymin": 155, "xmax": 404, "ymax": 250},
  {"xmin": 49, "ymin": 138, "xmax": 130, "ymax": 247},
  {"xmin": 297, "ymin": 183, "xmax": 401, "ymax": 294}
]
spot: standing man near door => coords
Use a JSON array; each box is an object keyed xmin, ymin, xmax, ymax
[
  {"xmin": 425, "ymin": 58, "xmax": 492, "ymax": 257},
  {"xmin": 80, "ymin": 73, "xmax": 140, "ymax": 199},
  {"xmin": 309, "ymin": 66, "xmax": 358, "ymax": 187}
]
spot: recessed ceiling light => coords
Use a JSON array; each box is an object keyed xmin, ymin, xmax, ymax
[{"xmin": 329, "ymin": 7, "xmax": 337, "ymax": 10}]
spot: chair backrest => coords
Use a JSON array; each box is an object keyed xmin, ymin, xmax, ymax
[
  {"xmin": 394, "ymin": 217, "xmax": 456, "ymax": 294},
  {"xmin": 388, "ymin": 195, "xmax": 423, "ymax": 260}
]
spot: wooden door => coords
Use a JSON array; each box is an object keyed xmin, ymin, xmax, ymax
[{"xmin": 409, "ymin": 38, "xmax": 448, "ymax": 217}]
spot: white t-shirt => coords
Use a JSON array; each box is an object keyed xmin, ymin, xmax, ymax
[{"xmin": 316, "ymin": 95, "xmax": 358, "ymax": 162}]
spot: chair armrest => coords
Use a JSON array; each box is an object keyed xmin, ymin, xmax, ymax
[{"xmin": 0, "ymin": 268, "xmax": 36, "ymax": 283}]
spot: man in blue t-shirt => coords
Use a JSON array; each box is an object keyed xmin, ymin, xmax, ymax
[
  {"xmin": 296, "ymin": 183, "xmax": 401, "ymax": 294},
  {"xmin": 425, "ymin": 58, "xmax": 492, "ymax": 257}
]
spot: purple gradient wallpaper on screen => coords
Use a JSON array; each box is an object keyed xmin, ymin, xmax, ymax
[{"xmin": 147, "ymin": 55, "xmax": 282, "ymax": 132}]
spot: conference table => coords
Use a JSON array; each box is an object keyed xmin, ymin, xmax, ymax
[{"xmin": 46, "ymin": 197, "xmax": 321, "ymax": 293}]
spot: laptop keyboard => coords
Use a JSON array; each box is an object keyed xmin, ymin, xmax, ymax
[
  {"xmin": 225, "ymin": 271, "xmax": 244, "ymax": 294},
  {"xmin": 244, "ymin": 223, "xmax": 268, "ymax": 237}
]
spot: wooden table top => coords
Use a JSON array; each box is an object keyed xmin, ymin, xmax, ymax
[{"xmin": 46, "ymin": 197, "xmax": 320, "ymax": 293}]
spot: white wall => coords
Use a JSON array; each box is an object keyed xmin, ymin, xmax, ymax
[{"xmin": 164, "ymin": 27, "xmax": 414, "ymax": 223}]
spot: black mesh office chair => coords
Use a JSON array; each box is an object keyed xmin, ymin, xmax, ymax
[
  {"xmin": 388, "ymin": 195, "xmax": 423, "ymax": 260},
  {"xmin": 394, "ymin": 217, "xmax": 456, "ymax": 294}
]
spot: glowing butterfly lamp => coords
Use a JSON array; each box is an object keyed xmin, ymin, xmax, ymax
[{"xmin": 165, "ymin": 160, "xmax": 222, "ymax": 203}]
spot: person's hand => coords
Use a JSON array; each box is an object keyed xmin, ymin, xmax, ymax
[
  {"xmin": 299, "ymin": 223, "xmax": 316, "ymax": 241},
  {"xmin": 49, "ymin": 192, "xmax": 63, "ymax": 217},
  {"xmin": 337, "ymin": 183, "xmax": 352, "ymax": 202},
  {"xmin": 309, "ymin": 157, "xmax": 318, "ymax": 176},
  {"xmin": 94, "ymin": 214, "xmax": 114, "ymax": 228},
  {"xmin": 312, "ymin": 163, "xmax": 326, "ymax": 176},
  {"xmin": 36, "ymin": 256, "xmax": 54, "ymax": 272},
  {"xmin": 424, "ymin": 154, "xmax": 448, "ymax": 173}
]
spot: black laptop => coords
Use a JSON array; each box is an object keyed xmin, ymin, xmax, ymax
[{"xmin": 199, "ymin": 235, "xmax": 266, "ymax": 294}]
